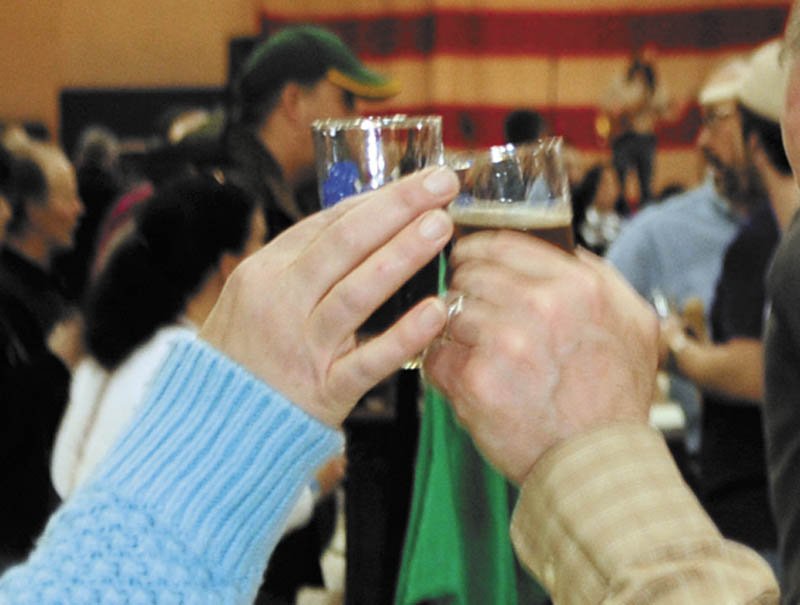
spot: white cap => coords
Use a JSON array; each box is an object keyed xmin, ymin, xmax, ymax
[
  {"xmin": 737, "ymin": 38, "xmax": 787, "ymax": 123},
  {"xmin": 699, "ymin": 56, "xmax": 749, "ymax": 106}
]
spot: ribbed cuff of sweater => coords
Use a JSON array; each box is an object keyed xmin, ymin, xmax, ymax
[{"xmin": 91, "ymin": 337, "xmax": 344, "ymax": 578}]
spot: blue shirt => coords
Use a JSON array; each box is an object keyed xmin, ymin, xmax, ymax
[
  {"xmin": 606, "ymin": 178, "xmax": 743, "ymax": 452},
  {"xmin": 607, "ymin": 178, "xmax": 743, "ymax": 314}
]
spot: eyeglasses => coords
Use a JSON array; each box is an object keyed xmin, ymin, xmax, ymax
[{"xmin": 701, "ymin": 107, "xmax": 736, "ymax": 129}]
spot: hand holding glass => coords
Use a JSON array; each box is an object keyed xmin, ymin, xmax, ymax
[{"xmin": 312, "ymin": 115, "xmax": 444, "ymax": 367}]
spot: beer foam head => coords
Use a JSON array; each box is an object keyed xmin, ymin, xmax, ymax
[{"xmin": 448, "ymin": 198, "xmax": 572, "ymax": 229}]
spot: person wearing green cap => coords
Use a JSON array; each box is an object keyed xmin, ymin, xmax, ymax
[
  {"xmin": 224, "ymin": 24, "xmax": 402, "ymax": 603},
  {"xmin": 225, "ymin": 24, "xmax": 400, "ymax": 241}
]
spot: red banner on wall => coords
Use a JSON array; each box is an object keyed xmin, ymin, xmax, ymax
[{"xmin": 254, "ymin": 2, "xmax": 790, "ymax": 186}]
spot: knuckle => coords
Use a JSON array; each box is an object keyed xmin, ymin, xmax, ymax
[
  {"xmin": 394, "ymin": 311, "xmax": 424, "ymax": 353},
  {"xmin": 351, "ymin": 352, "xmax": 380, "ymax": 387},
  {"xmin": 570, "ymin": 267, "xmax": 607, "ymax": 321},
  {"xmin": 448, "ymin": 259, "xmax": 475, "ymax": 288},
  {"xmin": 449, "ymin": 238, "xmax": 470, "ymax": 266},
  {"xmin": 640, "ymin": 304, "xmax": 660, "ymax": 348},
  {"xmin": 521, "ymin": 286, "xmax": 542, "ymax": 314},
  {"xmin": 462, "ymin": 360, "xmax": 488, "ymax": 400},
  {"xmin": 336, "ymin": 283, "xmax": 371, "ymax": 317},
  {"xmin": 480, "ymin": 231, "xmax": 513, "ymax": 261},
  {"xmin": 527, "ymin": 290, "xmax": 559, "ymax": 326},
  {"xmin": 329, "ymin": 220, "xmax": 363, "ymax": 259},
  {"xmin": 461, "ymin": 368, "xmax": 503, "ymax": 422},
  {"xmin": 580, "ymin": 267, "xmax": 604, "ymax": 300},
  {"xmin": 495, "ymin": 327, "xmax": 530, "ymax": 363},
  {"xmin": 226, "ymin": 255, "xmax": 258, "ymax": 296},
  {"xmin": 450, "ymin": 260, "xmax": 486, "ymax": 294},
  {"xmin": 390, "ymin": 178, "xmax": 424, "ymax": 215}
]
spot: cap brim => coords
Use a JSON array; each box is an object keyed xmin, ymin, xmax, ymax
[
  {"xmin": 328, "ymin": 68, "xmax": 401, "ymax": 100},
  {"xmin": 699, "ymin": 82, "xmax": 740, "ymax": 106}
]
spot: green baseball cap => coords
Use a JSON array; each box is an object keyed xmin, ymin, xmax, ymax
[{"xmin": 238, "ymin": 25, "xmax": 400, "ymax": 103}]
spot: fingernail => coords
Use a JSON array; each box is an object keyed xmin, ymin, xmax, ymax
[
  {"xmin": 423, "ymin": 168, "xmax": 457, "ymax": 196},
  {"xmin": 419, "ymin": 298, "xmax": 446, "ymax": 332},
  {"xmin": 419, "ymin": 209, "xmax": 450, "ymax": 240}
]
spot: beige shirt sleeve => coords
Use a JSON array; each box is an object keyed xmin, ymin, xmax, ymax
[{"xmin": 510, "ymin": 424, "xmax": 779, "ymax": 604}]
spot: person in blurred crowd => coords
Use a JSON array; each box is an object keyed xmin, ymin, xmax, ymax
[
  {"xmin": 503, "ymin": 108, "xmax": 547, "ymax": 145},
  {"xmin": 606, "ymin": 56, "xmax": 749, "ymax": 459},
  {"xmin": 0, "ymin": 130, "xmax": 82, "ymax": 570},
  {"xmin": 225, "ymin": 24, "xmax": 400, "ymax": 240},
  {"xmin": 226, "ymin": 24, "xmax": 408, "ymax": 602},
  {"xmin": 660, "ymin": 39, "xmax": 786, "ymax": 561},
  {"xmin": 51, "ymin": 125, "xmax": 124, "ymax": 303},
  {"xmin": 52, "ymin": 173, "xmax": 267, "ymax": 498},
  {"xmin": 762, "ymin": 11, "xmax": 800, "ymax": 600},
  {"xmin": 601, "ymin": 45, "xmax": 672, "ymax": 211},
  {"xmin": 0, "ymin": 164, "xmax": 778, "ymax": 602},
  {"xmin": 0, "ymin": 132, "xmax": 83, "ymax": 334},
  {"xmin": 86, "ymin": 111, "xmax": 212, "ymax": 282},
  {"xmin": 51, "ymin": 170, "xmax": 344, "ymax": 542},
  {"xmin": 570, "ymin": 161, "xmax": 623, "ymax": 255}
]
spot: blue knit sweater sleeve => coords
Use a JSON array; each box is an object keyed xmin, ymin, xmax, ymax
[{"xmin": 0, "ymin": 338, "xmax": 344, "ymax": 604}]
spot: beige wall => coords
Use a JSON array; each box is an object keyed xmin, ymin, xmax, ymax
[{"xmin": 0, "ymin": 0, "xmax": 257, "ymax": 137}]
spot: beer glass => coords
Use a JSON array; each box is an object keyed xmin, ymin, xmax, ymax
[
  {"xmin": 447, "ymin": 137, "xmax": 574, "ymax": 251},
  {"xmin": 312, "ymin": 115, "xmax": 444, "ymax": 368}
]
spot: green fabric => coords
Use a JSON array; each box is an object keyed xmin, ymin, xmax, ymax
[{"xmin": 394, "ymin": 386, "xmax": 548, "ymax": 604}]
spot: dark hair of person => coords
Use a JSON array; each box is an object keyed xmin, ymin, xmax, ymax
[
  {"xmin": 84, "ymin": 172, "xmax": 259, "ymax": 369},
  {"xmin": 503, "ymin": 110, "xmax": 545, "ymax": 145},
  {"xmin": 231, "ymin": 74, "xmax": 321, "ymax": 131},
  {"xmin": 657, "ymin": 183, "xmax": 686, "ymax": 201},
  {"xmin": 627, "ymin": 59, "xmax": 656, "ymax": 93},
  {"xmin": 21, "ymin": 121, "xmax": 51, "ymax": 142},
  {"xmin": 4, "ymin": 151, "xmax": 48, "ymax": 236},
  {"xmin": 570, "ymin": 163, "xmax": 604, "ymax": 236},
  {"xmin": 739, "ymin": 104, "xmax": 792, "ymax": 175},
  {"xmin": 74, "ymin": 125, "xmax": 119, "ymax": 173}
]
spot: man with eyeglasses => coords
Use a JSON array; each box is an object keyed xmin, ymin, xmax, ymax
[
  {"xmin": 658, "ymin": 39, "xmax": 785, "ymax": 563},
  {"xmin": 610, "ymin": 42, "xmax": 786, "ymax": 561},
  {"xmin": 224, "ymin": 25, "xmax": 400, "ymax": 241},
  {"xmin": 607, "ymin": 57, "xmax": 750, "ymax": 467}
]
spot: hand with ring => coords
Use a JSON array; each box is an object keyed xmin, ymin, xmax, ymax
[{"xmin": 424, "ymin": 232, "xmax": 658, "ymax": 484}]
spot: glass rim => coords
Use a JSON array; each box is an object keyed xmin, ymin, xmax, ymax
[
  {"xmin": 485, "ymin": 136, "xmax": 563, "ymax": 159},
  {"xmin": 311, "ymin": 114, "xmax": 442, "ymax": 133},
  {"xmin": 444, "ymin": 136, "xmax": 564, "ymax": 168}
]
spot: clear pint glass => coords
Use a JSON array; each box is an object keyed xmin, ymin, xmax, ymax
[
  {"xmin": 312, "ymin": 115, "xmax": 444, "ymax": 367},
  {"xmin": 447, "ymin": 137, "xmax": 574, "ymax": 251}
]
